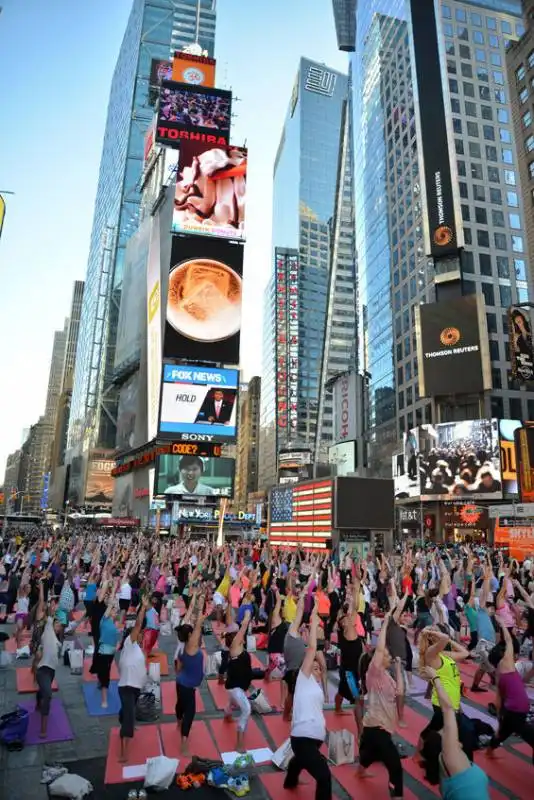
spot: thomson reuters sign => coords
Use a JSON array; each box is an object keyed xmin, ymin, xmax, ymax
[{"xmin": 333, "ymin": 372, "xmax": 357, "ymax": 444}]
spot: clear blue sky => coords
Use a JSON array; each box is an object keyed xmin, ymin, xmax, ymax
[{"xmin": 0, "ymin": 0, "xmax": 346, "ymax": 482}]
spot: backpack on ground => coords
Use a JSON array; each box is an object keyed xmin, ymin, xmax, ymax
[
  {"xmin": 0, "ymin": 707, "xmax": 30, "ymax": 751},
  {"xmin": 136, "ymin": 691, "xmax": 160, "ymax": 722}
]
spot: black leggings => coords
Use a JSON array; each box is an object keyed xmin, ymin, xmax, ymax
[
  {"xmin": 94, "ymin": 653, "xmax": 114, "ymax": 689},
  {"xmin": 284, "ymin": 736, "xmax": 332, "ymax": 800},
  {"xmin": 176, "ymin": 684, "xmax": 196, "ymax": 738},
  {"xmin": 422, "ymin": 705, "xmax": 475, "ymax": 762},
  {"xmin": 359, "ymin": 726, "xmax": 403, "ymax": 797},
  {"xmin": 491, "ymin": 709, "xmax": 534, "ymax": 760}
]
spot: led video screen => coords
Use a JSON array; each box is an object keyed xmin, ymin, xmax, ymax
[
  {"xmin": 155, "ymin": 454, "xmax": 234, "ymax": 499},
  {"xmin": 159, "ymin": 364, "xmax": 238, "ymax": 441},
  {"xmin": 156, "ymin": 81, "xmax": 231, "ymax": 148}
]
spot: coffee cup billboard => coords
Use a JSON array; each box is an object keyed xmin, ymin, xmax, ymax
[{"xmin": 163, "ymin": 234, "xmax": 243, "ymax": 364}]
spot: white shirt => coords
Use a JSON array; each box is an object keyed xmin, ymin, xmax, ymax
[
  {"xmin": 119, "ymin": 635, "xmax": 147, "ymax": 689},
  {"xmin": 38, "ymin": 617, "xmax": 60, "ymax": 671},
  {"xmin": 164, "ymin": 481, "xmax": 215, "ymax": 495},
  {"xmin": 118, "ymin": 582, "xmax": 132, "ymax": 600},
  {"xmin": 214, "ymin": 399, "xmax": 223, "ymax": 419},
  {"xmin": 291, "ymin": 671, "xmax": 326, "ymax": 741}
]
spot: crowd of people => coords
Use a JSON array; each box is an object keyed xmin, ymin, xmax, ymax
[
  {"xmin": 1, "ymin": 526, "xmax": 534, "ymax": 799},
  {"xmin": 159, "ymin": 86, "xmax": 231, "ymax": 131}
]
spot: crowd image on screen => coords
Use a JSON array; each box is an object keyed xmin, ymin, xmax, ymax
[
  {"xmin": 406, "ymin": 427, "xmax": 502, "ymax": 497},
  {"xmin": 159, "ymin": 87, "xmax": 230, "ymax": 131}
]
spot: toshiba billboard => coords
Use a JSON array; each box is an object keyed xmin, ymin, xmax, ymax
[{"xmin": 332, "ymin": 371, "xmax": 358, "ymax": 444}]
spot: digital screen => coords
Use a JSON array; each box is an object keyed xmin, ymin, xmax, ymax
[
  {"xmin": 417, "ymin": 295, "xmax": 487, "ymax": 397},
  {"xmin": 335, "ymin": 477, "xmax": 394, "ymax": 530},
  {"xmin": 155, "ymin": 454, "xmax": 235, "ymax": 498},
  {"xmin": 149, "ymin": 59, "xmax": 172, "ymax": 106},
  {"xmin": 163, "ymin": 234, "xmax": 243, "ymax": 364},
  {"xmin": 394, "ymin": 419, "xmax": 502, "ymax": 501},
  {"xmin": 499, "ymin": 419, "xmax": 521, "ymax": 496},
  {"xmin": 156, "ymin": 81, "xmax": 231, "ymax": 148},
  {"xmin": 173, "ymin": 141, "xmax": 247, "ymax": 240},
  {"xmin": 159, "ymin": 364, "xmax": 238, "ymax": 441},
  {"xmin": 85, "ymin": 454, "xmax": 114, "ymax": 505},
  {"xmin": 171, "ymin": 52, "xmax": 216, "ymax": 87},
  {"xmin": 509, "ymin": 306, "xmax": 534, "ymax": 383}
]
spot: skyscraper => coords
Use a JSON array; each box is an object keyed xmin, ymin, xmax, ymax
[
  {"xmin": 259, "ymin": 58, "xmax": 348, "ymax": 491},
  {"xmin": 345, "ymin": 0, "xmax": 530, "ymax": 475},
  {"xmin": 68, "ymin": 0, "xmax": 217, "ymax": 456},
  {"xmin": 235, "ymin": 377, "xmax": 261, "ymax": 508}
]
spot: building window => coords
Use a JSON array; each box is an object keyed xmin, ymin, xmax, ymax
[
  {"xmin": 476, "ymin": 48, "xmax": 486, "ymax": 62},
  {"xmin": 500, "ymin": 285, "xmax": 512, "ymax": 308},
  {"xmin": 442, "ymin": 5, "xmax": 451, "ymax": 19},
  {"xmin": 492, "ymin": 209, "xmax": 505, "ymax": 227},
  {"xmin": 486, "ymin": 17, "xmax": 497, "ymax": 31},
  {"xmin": 502, "ymin": 148, "xmax": 513, "ymax": 164},
  {"xmin": 529, "ymin": 162, "xmax": 534, "ymax": 179},
  {"xmin": 512, "ymin": 235, "xmax": 524, "ymax": 252},
  {"xmin": 526, "ymin": 135, "xmax": 534, "ymax": 152},
  {"xmin": 464, "ymin": 81, "xmax": 475, "ymax": 97},
  {"xmin": 502, "ymin": 20, "xmax": 512, "ymax": 35},
  {"xmin": 528, "ymin": 50, "xmax": 534, "ymax": 69},
  {"xmin": 493, "ymin": 71, "xmax": 504, "ymax": 85},
  {"xmin": 472, "ymin": 12, "xmax": 482, "ymax": 27},
  {"xmin": 490, "ymin": 187, "xmax": 502, "ymax": 204},
  {"xmin": 458, "ymin": 27, "xmax": 469, "ymax": 41},
  {"xmin": 455, "ymin": 139, "xmax": 464, "ymax": 155},
  {"xmin": 492, "ymin": 368, "xmax": 502, "ymax": 389},
  {"xmin": 519, "ymin": 87, "xmax": 529, "ymax": 105},
  {"xmin": 474, "ymin": 30, "xmax": 484, "ymax": 44},
  {"xmin": 515, "ymin": 258, "xmax": 527, "ymax": 280},
  {"xmin": 453, "ymin": 117, "xmax": 462, "ymax": 134},
  {"xmin": 489, "ymin": 340, "xmax": 500, "ymax": 361},
  {"xmin": 482, "ymin": 283, "xmax": 495, "ymax": 306},
  {"xmin": 448, "ymin": 59, "xmax": 457, "ymax": 74},
  {"xmin": 507, "ymin": 190, "xmax": 518, "ymax": 206},
  {"xmin": 491, "ymin": 397, "xmax": 504, "ymax": 418},
  {"xmin": 522, "ymin": 110, "xmax": 532, "ymax": 128},
  {"xmin": 461, "ymin": 204, "xmax": 470, "ymax": 221},
  {"xmin": 504, "ymin": 169, "xmax": 516, "ymax": 185},
  {"xmin": 491, "ymin": 53, "xmax": 502, "ymax": 67},
  {"xmin": 478, "ymin": 67, "xmax": 489, "ymax": 82},
  {"xmin": 459, "ymin": 182, "xmax": 468, "ymax": 199},
  {"xmin": 516, "ymin": 64, "xmax": 526, "ymax": 82},
  {"xmin": 477, "ymin": 229, "xmax": 490, "ymax": 247},
  {"xmin": 487, "ymin": 313, "xmax": 497, "ymax": 333},
  {"xmin": 467, "ymin": 121, "xmax": 479, "ymax": 137},
  {"xmin": 488, "ymin": 166, "xmax": 500, "ymax": 182},
  {"xmin": 463, "ymin": 250, "xmax": 475, "ymax": 273},
  {"xmin": 466, "ymin": 101, "xmax": 477, "ymax": 117},
  {"xmin": 494, "ymin": 232, "xmax": 507, "ymax": 250},
  {"xmin": 495, "ymin": 89, "xmax": 506, "ymax": 103},
  {"xmin": 457, "ymin": 159, "xmax": 466, "ymax": 176},
  {"xmin": 443, "ymin": 23, "xmax": 453, "ymax": 37},
  {"xmin": 509, "ymin": 213, "xmax": 521, "ymax": 229},
  {"xmin": 451, "ymin": 97, "xmax": 461, "ymax": 113},
  {"xmin": 446, "ymin": 41, "xmax": 455, "ymax": 55},
  {"xmin": 489, "ymin": 35, "xmax": 499, "ymax": 48},
  {"xmin": 497, "ymin": 256, "xmax": 509, "ymax": 278},
  {"xmin": 464, "ymin": 227, "xmax": 472, "ymax": 244},
  {"xmin": 498, "ymin": 109, "xmax": 509, "ymax": 124},
  {"xmin": 486, "ymin": 144, "xmax": 497, "ymax": 161},
  {"xmin": 479, "ymin": 253, "xmax": 492, "ymax": 275},
  {"xmin": 471, "ymin": 162, "xmax": 483, "ymax": 180},
  {"xmin": 459, "ymin": 44, "xmax": 471, "ymax": 60},
  {"xmin": 483, "ymin": 125, "xmax": 495, "ymax": 140},
  {"xmin": 449, "ymin": 78, "xmax": 459, "ymax": 94},
  {"xmin": 480, "ymin": 84, "xmax": 491, "ymax": 101},
  {"xmin": 456, "ymin": 8, "xmax": 466, "ymax": 22},
  {"xmin": 473, "ymin": 184, "xmax": 485, "ymax": 201}
]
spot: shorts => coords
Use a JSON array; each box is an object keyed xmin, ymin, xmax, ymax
[
  {"xmin": 338, "ymin": 668, "xmax": 360, "ymax": 703},
  {"xmin": 475, "ymin": 638, "xmax": 496, "ymax": 673},
  {"xmin": 15, "ymin": 612, "xmax": 28, "ymax": 626}
]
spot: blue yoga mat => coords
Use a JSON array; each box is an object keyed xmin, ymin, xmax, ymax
[{"xmin": 82, "ymin": 680, "xmax": 121, "ymax": 716}]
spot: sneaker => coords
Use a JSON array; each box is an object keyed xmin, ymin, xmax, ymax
[
  {"xmin": 233, "ymin": 753, "xmax": 254, "ymax": 771},
  {"xmin": 227, "ymin": 776, "xmax": 250, "ymax": 797},
  {"xmin": 207, "ymin": 767, "xmax": 230, "ymax": 789}
]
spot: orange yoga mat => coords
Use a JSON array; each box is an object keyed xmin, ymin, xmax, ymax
[
  {"xmin": 104, "ymin": 725, "xmax": 161, "ymax": 784},
  {"xmin": 161, "ymin": 680, "xmax": 205, "ymax": 715},
  {"xmin": 16, "ymin": 668, "xmax": 58, "ymax": 694},
  {"xmin": 160, "ymin": 720, "xmax": 219, "ymax": 761}
]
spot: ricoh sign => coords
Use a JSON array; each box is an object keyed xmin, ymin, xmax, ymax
[{"xmin": 333, "ymin": 372, "xmax": 357, "ymax": 444}]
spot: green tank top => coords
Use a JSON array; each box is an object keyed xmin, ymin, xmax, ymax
[{"xmin": 431, "ymin": 654, "xmax": 461, "ymax": 711}]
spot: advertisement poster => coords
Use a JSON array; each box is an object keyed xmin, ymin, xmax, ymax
[
  {"xmin": 155, "ymin": 453, "xmax": 235, "ymax": 498},
  {"xmin": 116, "ymin": 373, "xmax": 140, "ymax": 451},
  {"xmin": 275, "ymin": 249, "xmax": 299, "ymax": 443},
  {"xmin": 509, "ymin": 306, "xmax": 534, "ymax": 383},
  {"xmin": 329, "ymin": 441, "xmax": 357, "ymax": 477},
  {"xmin": 410, "ymin": 0, "xmax": 460, "ymax": 258},
  {"xmin": 149, "ymin": 58, "xmax": 172, "ymax": 105},
  {"xmin": 115, "ymin": 216, "xmax": 151, "ymax": 370},
  {"xmin": 163, "ymin": 234, "xmax": 243, "ymax": 364},
  {"xmin": 172, "ymin": 51, "xmax": 216, "ymax": 87},
  {"xmin": 499, "ymin": 418, "xmax": 521, "ymax": 495},
  {"xmin": 416, "ymin": 295, "xmax": 489, "ymax": 397},
  {"xmin": 146, "ymin": 217, "xmax": 162, "ymax": 441},
  {"xmin": 85, "ymin": 451, "xmax": 115, "ymax": 505},
  {"xmin": 173, "ymin": 141, "xmax": 247, "ymax": 240},
  {"xmin": 514, "ymin": 425, "xmax": 534, "ymax": 502},
  {"xmin": 156, "ymin": 81, "xmax": 231, "ymax": 148},
  {"xmin": 394, "ymin": 419, "xmax": 502, "ymax": 501},
  {"xmin": 159, "ymin": 364, "xmax": 238, "ymax": 441},
  {"xmin": 332, "ymin": 371, "xmax": 358, "ymax": 443}
]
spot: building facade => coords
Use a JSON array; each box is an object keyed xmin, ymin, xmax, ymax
[
  {"xmin": 235, "ymin": 377, "xmax": 261, "ymax": 508},
  {"xmin": 68, "ymin": 0, "xmax": 216, "ymax": 455},
  {"xmin": 346, "ymin": 0, "xmax": 531, "ymax": 476},
  {"xmin": 259, "ymin": 58, "xmax": 348, "ymax": 490},
  {"xmin": 507, "ymin": 0, "xmax": 534, "ymax": 283}
]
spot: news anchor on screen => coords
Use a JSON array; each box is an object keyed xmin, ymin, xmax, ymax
[
  {"xmin": 195, "ymin": 388, "xmax": 235, "ymax": 425},
  {"xmin": 163, "ymin": 455, "xmax": 215, "ymax": 495}
]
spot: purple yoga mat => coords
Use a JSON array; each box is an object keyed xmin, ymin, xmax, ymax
[
  {"xmin": 413, "ymin": 693, "xmax": 498, "ymax": 730},
  {"xmin": 19, "ymin": 698, "xmax": 74, "ymax": 745}
]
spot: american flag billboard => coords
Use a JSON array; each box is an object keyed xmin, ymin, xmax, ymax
[{"xmin": 269, "ymin": 479, "xmax": 333, "ymax": 549}]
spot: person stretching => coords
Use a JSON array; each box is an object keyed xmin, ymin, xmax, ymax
[
  {"xmin": 224, "ymin": 609, "xmax": 253, "ymax": 753},
  {"xmin": 175, "ymin": 594, "xmax": 205, "ymax": 755}
]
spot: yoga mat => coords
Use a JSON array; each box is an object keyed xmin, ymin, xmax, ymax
[
  {"xmin": 262, "ymin": 712, "xmax": 292, "ymax": 746},
  {"xmin": 161, "ymin": 680, "xmax": 205, "ymax": 715},
  {"xmin": 16, "ymin": 668, "xmax": 58, "ymax": 694},
  {"xmin": 104, "ymin": 725, "xmax": 161, "ymax": 784},
  {"xmin": 210, "ymin": 717, "xmax": 268, "ymax": 753},
  {"xmin": 146, "ymin": 650, "xmax": 169, "ymax": 676},
  {"xmin": 333, "ymin": 764, "xmax": 420, "ymax": 800},
  {"xmin": 83, "ymin": 681, "xmax": 121, "ymax": 716},
  {"xmin": 260, "ymin": 772, "xmax": 342, "ymax": 800},
  {"xmin": 221, "ymin": 746, "xmax": 272, "ymax": 765},
  {"xmin": 19, "ymin": 698, "xmax": 74, "ymax": 744},
  {"xmin": 83, "ymin": 658, "xmax": 119, "ymax": 683},
  {"xmin": 160, "ymin": 720, "xmax": 219, "ymax": 761}
]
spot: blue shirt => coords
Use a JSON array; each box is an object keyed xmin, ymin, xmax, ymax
[
  {"xmin": 441, "ymin": 763, "xmax": 489, "ymax": 800},
  {"xmin": 146, "ymin": 607, "xmax": 159, "ymax": 630},
  {"xmin": 99, "ymin": 615, "xmax": 119, "ymax": 655},
  {"xmin": 85, "ymin": 583, "xmax": 97, "ymax": 601},
  {"xmin": 176, "ymin": 649, "xmax": 204, "ymax": 689},
  {"xmin": 477, "ymin": 609, "xmax": 496, "ymax": 643},
  {"xmin": 237, "ymin": 603, "xmax": 254, "ymax": 624}
]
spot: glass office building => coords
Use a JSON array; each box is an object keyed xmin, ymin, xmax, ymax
[
  {"xmin": 346, "ymin": 0, "xmax": 530, "ymax": 476},
  {"xmin": 68, "ymin": 0, "xmax": 216, "ymax": 453},
  {"xmin": 259, "ymin": 58, "xmax": 348, "ymax": 490}
]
